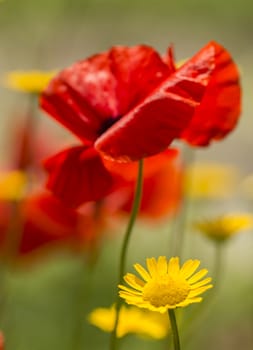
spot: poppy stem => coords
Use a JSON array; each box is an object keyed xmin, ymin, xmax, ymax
[
  {"xmin": 168, "ymin": 309, "xmax": 181, "ymax": 350},
  {"xmin": 110, "ymin": 159, "xmax": 144, "ymax": 350}
]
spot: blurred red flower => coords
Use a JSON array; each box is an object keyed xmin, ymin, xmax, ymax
[
  {"xmin": 3, "ymin": 107, "xmax": 68, "ymax": 179},
  {"xmin": 0, "ymin": 191, "xmax": 111, "ymax": 263},
  {"xmin": 0, "ymin": 332, "xmax": 4, "ymax": 350},
  {"xmin": 0, "ymin": 149, "xmax": 183, "ymax": 261},
  {"xmin": 10, "ymin": 116, "xmax": 63, "ymax": 172}
]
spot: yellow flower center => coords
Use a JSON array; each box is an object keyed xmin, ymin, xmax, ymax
[{"xmin": 142, "ymin": 275, "xmax": 190, "ymax": 307}]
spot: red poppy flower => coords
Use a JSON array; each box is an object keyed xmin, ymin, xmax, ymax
[
  {"xmin": 41, "ymin": 44, "xmax": 214, "ymax": 162},
  {"xmin": 180, "ymin": 41, "xmax": 241, "ymax": 146},
  {"xmin": 40, "ymin": 43, "xmax": 221, "ymax": 205}
]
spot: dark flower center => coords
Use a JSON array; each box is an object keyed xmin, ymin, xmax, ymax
[{"xmin": 98, "ymin": 116, "xmax": 121, "ymax": 136}]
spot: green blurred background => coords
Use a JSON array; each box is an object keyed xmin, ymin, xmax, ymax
[{"xmin": 0, "ymin": 1, "xmax": 253, "ymax": 349}]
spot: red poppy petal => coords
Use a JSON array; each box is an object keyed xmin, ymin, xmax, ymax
[
  {"xmin": 41, "ymin": 45, "xmax": 170, "ymax": 143},
  {"xmin": 180, "ymin": 41, "xmax": 241, "ymax": 146},
  {"xmin": 44, "ymin": 146, "xmax": 114, "ymax": 207},
  {"xmin": 96, "ymin": 94, "xmax": 191, "ymax": 162},
  {"xmin": 40, "ymin": 77, "xmax": 98, "ymax": 144},
  {"xmin": 163, "ymin": 45, "xmax": 177, "ymax": 72},
  {"xmin": 95, "ymin": 47, "xmax": 214, "ymax": 162},
  {"xmin": 60, "ymin": 45, "xmax": 171, "ymax": 119},
  {"xmin": 95, "ymin": 92, "xmax": 194, "ymax": 161},
  {"xmin": 106, "ymin": 45, "xmax": 171, "ymax": 116},
  {"xmin": 102, "ymin": 148, "xmax": 179, "ymax": 181}
]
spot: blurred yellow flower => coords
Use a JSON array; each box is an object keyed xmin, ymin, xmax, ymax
[
  {"xmin": 88, "ymin": 304, "xmax": 169, "ymax": 339},
  {"xmin": 193, "ymin": 213, "xmax": 253, "ymax": 242},
  {"xmin": 119, "ymin": 256, "xmax": 212, "ymax": 313},
  {"xmin": 3, "ymin": 70, "xmax": 56, "ymax": 94},
  {"xmin": 0, "ymin": 170, "xmax": 27, "ymax": 200},
  {"xmin": 184, "ymin": 162, "xmax": 239, "ymax": 199}
]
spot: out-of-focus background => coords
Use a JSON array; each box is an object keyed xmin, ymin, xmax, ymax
[{"xmin": 0, "ymin": 1, "xmax": 253, "ymax": 350}]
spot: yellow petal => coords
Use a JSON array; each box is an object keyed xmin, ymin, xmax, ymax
[
  {"xmin": 190, "ymin": 277, "xmax": 212, "ymax": 290},
  {"xmin": 187, "ymin": 269, "xmax": 208, "ymax": 284},
  {"xmin": 168, "ymin": 257, "xmax": 180, "ymax": 275},
  {"xmin": 180, "ymin": 259, "xmax": 200, "ymax": 279},
  {"xmin": 124, "ymin": 274, "xmax": 145, "ymax": 291},
  {"xmin": 188, "ymin": 284, "xmax": 213, "ymax": 298},
  {"xmin": 178, "ymin": 297, "xmax": 203, "ymax": 307},
  {"xmin": 119, "ymin": 291, "xmax": 142, "ymax": 303},
  {"xmin": 134, "ymin": 263, "xmax": 151, "ymax": 282},
  {"xmin": 118, "ymin": 284, "xmax": 142, "ymax": 296},
  {"xmin": 146, "ymin": 257, "xmax": 158, "ymax": 277},
  {"xmin": 157, "ymin": 256, "xmax": 168, "ymax": 275}
]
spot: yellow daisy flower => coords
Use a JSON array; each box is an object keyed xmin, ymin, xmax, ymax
[
  {"xmin": 184, "ymin": 162, "xmax": 239, "ymax": 199},
  {"xmin": 119, "ymin": 256, "xmax": 212, "ymax": 313},
  {"xmin": 0, "ymin": 170, "xmax": 27, "ymax": 200},
  {"xmin": 3, "ymin": 70, "xmax": 56, "ymax": 94},
  {"xmin": 88, "ymin": 304, "xmax": 169, "ymax": 339},
  {"xmin": 193, "ymin": 213, "xmax": 253, "ymax": 242}
]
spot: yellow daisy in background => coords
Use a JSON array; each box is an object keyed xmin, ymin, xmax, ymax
[
  {"xmin": 3, "ymin": 70, "xmax": 56, "ymax": 94},
  {"xmin": 193, "ymin": 213, "xmax": 253, "ymax": 242},
  {"xmin": 184, "ymin": 162, "xmax": 239, "ymax": 199},
  {"xmin": 88, "ymin": 304, "xmax": 169, "ymax": 339},
  {"xmin": 0, "ymin": 170, "xmax": 27, "ymax": 201},
  {"xmin": 119, "ymin": 256, "xmax": 212, "ymax": 313}
]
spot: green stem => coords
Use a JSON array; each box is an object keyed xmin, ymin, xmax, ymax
[
  {"xmin": 168, "ymin": 309, "xmax": 181, "ymax": 350},
  {"xmin": 110, "ymin": 159, "xmax": 144, "ymax": 350}
]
